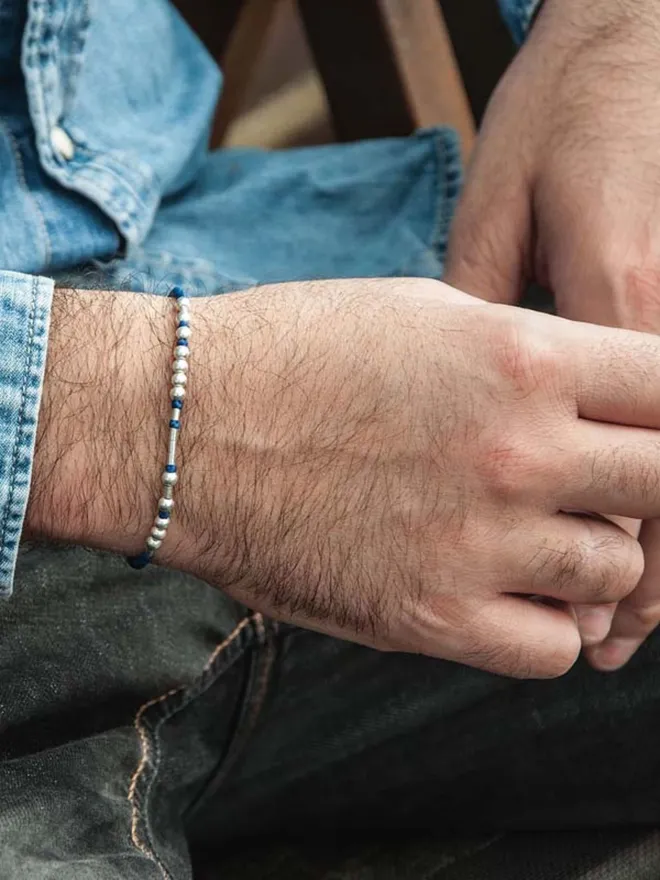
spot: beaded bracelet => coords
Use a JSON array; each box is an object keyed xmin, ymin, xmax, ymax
[{"xmin": 127, "ymin": 286, "xmax": 190, "ymax": 569}]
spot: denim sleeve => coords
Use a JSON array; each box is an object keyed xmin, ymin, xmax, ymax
[
  {"xmin": 0, "ymin": 271, "xmax": 53, "ymax": 597},
  {"xmin": 498, "ymin": 0, "xmax": 543, "ymax": 43}
]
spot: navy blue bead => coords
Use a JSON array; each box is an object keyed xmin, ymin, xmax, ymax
[
  {"xmin": 158, "ymin": 509, "xmax": 171, "ymax": 519},
  {"xmin": 169, "ymin": 419, "xmax": 181, "ymax": 429},
  {"xmin": 170, "ymin": 286, "xmax": 185, "ymax": 299},
  {"xmin": 127, "ymin": 550, "xmax": 153, "ymax": 570},
  {"xmin": 172, "ymin": 400, "xmax": 184, "ymax": 410},
  {"xmin": 166, "ymin": 464, "xmax": 177, "ymax": 473},
  {"xmin": 177, "ymin": 320, "xmax": 190, "ymax": 328},
  {"xmin": 176, "ymin": 339, "xmax": 189, "ymax": 347}
]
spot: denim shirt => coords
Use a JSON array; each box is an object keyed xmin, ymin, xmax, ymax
[{"xmin": 0, "ymin": 0, "xmax": 538, "ymax": 595}]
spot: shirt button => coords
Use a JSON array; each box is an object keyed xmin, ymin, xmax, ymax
[{"xmin": 50, "ymin": 126, "xmax": 75, "ymax": 161}]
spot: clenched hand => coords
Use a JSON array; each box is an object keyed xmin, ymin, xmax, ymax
[{"xmin": 446, "ymin": 0, "xmax": 660, "ymax": 670}]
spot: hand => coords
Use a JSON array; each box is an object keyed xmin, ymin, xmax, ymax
[
  {"xmin": 26, "ymin": 279, "xmax": 660, "ymax": 677},
  {"xmin": 30, "ymin": 279, "xmax": 660, "ymax": 678},
  {"xmin": 445, "ymin": 0, "xmax": 660, "ymax": 669}
]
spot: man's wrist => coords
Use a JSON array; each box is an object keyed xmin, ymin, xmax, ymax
[{"xmin": 24, "ymin": 288, "xmax": 183, "ymax": 559}]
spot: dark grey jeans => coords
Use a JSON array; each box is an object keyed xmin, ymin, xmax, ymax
[{"xmin": 1, "ymin": 544, "xmax": 660, "ymax": 879}]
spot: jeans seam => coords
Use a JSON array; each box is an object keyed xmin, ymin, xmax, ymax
[
  {"xmin": 0, "ymin": 276, "xmax": 38, "ymax": 559},
  {"xmin": 127, "ymin": 613, "xmax": 261, "ymax": 879},
  {"xmin": 184, "ymin": 615, "xmax": 279, "ymax": 821}
]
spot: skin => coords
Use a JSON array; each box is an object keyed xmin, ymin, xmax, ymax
[
  {"xmin": 24, "ymin": 278, "xmax": 660, "ymax": 678},
  {"xmin": 445, "ymin": 0, "xmax": 660, "ymax": 670}
]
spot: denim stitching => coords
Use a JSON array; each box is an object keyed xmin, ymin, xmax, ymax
[
  {"xmin": 185, "ymin": 617, "xmax": 278, "ymax": 819},
  {"xmin": 128, "ymin": 614, "xmax": 259, "ymax": 878},
  {"xmin": 59, "ymin": 0, "xmax": 91, "ymax": 120},
  {"xmin": 23, "ymin": 0, "xmax": 154, "ymax": 241},
  {"xmin": 1, "ymin": 123, "xmax": 51, "ymax": 267},
  {"xmin": 0, "ymin": 277, "xmax": 38, "ymax": 565},
  {"xmin": 430, "ymin": 128, "xmax": 463, "ymax": 272}
]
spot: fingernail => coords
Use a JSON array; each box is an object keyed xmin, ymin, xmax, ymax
[
  {"xmin": 574, "ymin": 607, "xmax": 613, "ymax": 645},
  {"xmin": 589, "ymin": 639, "xmax": 636, "ymax": 672}
]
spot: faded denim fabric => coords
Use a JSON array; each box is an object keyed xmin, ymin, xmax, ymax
[
  {"xmin": 498, "ymin": 0, "xmax": 544, "ymax": 43},
  {"xmin": 0, "ymin": 272, "xmax": 51, "ymax": 592}
]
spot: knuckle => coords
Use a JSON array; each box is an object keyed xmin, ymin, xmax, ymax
[
  {"xmin": 630, "ymin": 601, "xmax": 660, "ymax": 631},
  {"xmin": 529, "ymin": 541, "xmax": 585, "ymax": 595},
  {"xmin": 616, "ymin": 536, "xmax": 645, "ymax": 592},
  {"xmin": 536, "ymin": 639, "xmax": 581, "ymax": 680},
  {"xmin": 580, "ymin": 533, "xmax": 643, "ymax": 602},
  {"xmin": 489, "ymin": 317, "xmax": 564, "ymax": 397},
  {"xmin": 476, "ymin": 434, "xmax": 543, "ymax": 500},
  {"xmin": 617, "ymin": 262, "xmax": 660, "ymax": 332}
]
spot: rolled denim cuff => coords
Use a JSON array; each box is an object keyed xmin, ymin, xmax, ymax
[
  {"xmin": 0, "ymin": 271, "xmax": 53, "ymax": 596},
  {"xmin": 498, "ymin": 0, "xmax": 544, "ymax": 44}
]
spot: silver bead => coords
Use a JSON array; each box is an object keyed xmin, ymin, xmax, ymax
[
  {"xmin": 172, "ymin": 371, "xmax": 187, "ymax": 387},
  {"xmin": 155, "ymin": 516, "xmax": 170, "ymax": 528},
  {"xmin": 146, "ymin": 536, "xmax": 162, "ymax": 551},
  {"xmin": 177, "ymin": 297, "xmax": 191, "ymax": 311},
  {"xmin": 178, "ymin": 309, "xmax": 191, "ymax": 324},
  {"xmin": 176, "ymin": 325, "xmax": 191, "ymax": 340},
  {"xmin": 151, "ymin": 526, "xmax": 167, "ymax": 540},
  {"xmin": 172, "ymin": 358, "xmax": 188, "ymax": 373},
  {"xmin": 158, "ymin": 497, "xmax": 174, "ymax": 511},
  {"xmin": 162, "ymin": 471, "xmax": 178, "ymax": 487},
  {"xmin": 174, "ymin": 345, "xmax": 189, "ymax": 359},
  {"xmin": 170, "ymin": 385, "xmax": 186, "ymax": 400}
]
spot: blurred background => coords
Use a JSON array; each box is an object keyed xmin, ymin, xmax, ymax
[{"xmin": 173, "ymin": 0, "xmax": 516, "ymax": 155}]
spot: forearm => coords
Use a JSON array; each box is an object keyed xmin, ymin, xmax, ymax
[{"xmin": 24, "ymin": 288, "xmax": 209, "ymax": 565}]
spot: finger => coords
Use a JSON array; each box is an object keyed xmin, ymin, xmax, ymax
[
  {"xmin": 505, "ymin": 513, "xmax": 643, "ymax": 606},
  {"xmin": 555, "ymin": 317, "xmax": 660, "ymax": 428},
  {"xmin": 441, "ymin": 595, "xmax": 581, "ymax": 679},
  {"xmin": 574, "ymin": 603, "xmax": 617, "ymax": 646},
  {"xmin": 572, "ymin": 517, "xmax": 639, "ymax": 645},
  {"xmin": 560, "ymin": 421, "xmax": 660, "ymax": 519},
  {"xmin": 587, "ymin": 517, "xmax": 660, "ymax": 672}
]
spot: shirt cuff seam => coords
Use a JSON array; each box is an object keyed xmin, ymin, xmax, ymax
[{"xmin": 0, "ymin": 275, "xmax": 52, "ymax": 593}]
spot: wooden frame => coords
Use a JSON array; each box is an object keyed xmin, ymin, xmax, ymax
[
  {"xmin": 174, "ymin": 0, "xmax": 477, "ymax": 158},
  {"xmin": 298, "ymin": 0, "xmax": 475, "ymax": 157}
]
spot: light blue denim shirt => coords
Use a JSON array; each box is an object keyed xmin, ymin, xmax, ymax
[{"xmin": 0, "ymin": 0, "xmax": 536, "ymax": 595}]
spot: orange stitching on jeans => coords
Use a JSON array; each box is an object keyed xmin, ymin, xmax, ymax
[{"xmin": 128, "ymin": 614, "xmax": 259, "ymax": 876}]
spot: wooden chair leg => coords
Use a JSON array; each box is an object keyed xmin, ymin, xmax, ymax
[
  {"xmin": 297, "ymin": 0, "xmax": 475, "ymax": 159},
  {"xmin": 210, "ymin": 0, "xmax": 281, "ymax": 147}
]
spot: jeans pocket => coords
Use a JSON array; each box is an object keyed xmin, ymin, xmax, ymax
[{"xmin": 130, "ymin": 613, "xmax": 278, "ymax": 878}]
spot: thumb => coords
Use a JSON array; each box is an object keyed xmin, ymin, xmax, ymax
[{"xmin": 444, "ymin": 155, "xmax": 533, "ymax": 306}]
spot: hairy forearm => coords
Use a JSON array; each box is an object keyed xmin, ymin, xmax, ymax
[
  {"xmin": 24, "ymin": 288, "xmax": 206, "ymax": 562},
  {"xmin": 23, "ymin": 286, "xmax": 277, "ymax": 583}
]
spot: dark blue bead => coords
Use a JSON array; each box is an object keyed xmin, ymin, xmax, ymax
[
  {"xmin": 158, "ymin": 509, "xmax": 171, "ymax": 519},
  {"xmin": 177, "ymin": 320, "xmax": 190, "ymax": 328},
  {"xmin": 176, "ymin": 339, "xmax": 189, "ymax": 347},
  {"xmin": 127, "ymin": 550, "xmax": 153, "ymax": 570},
  {"xmin": 170, "ymin": 286, "xmax": 185, "ymax": 299},
  {"xmin": 169, "ymin": 419, "xmax": 181, "ymax": 429},
  {"xmin": 166, "ymin": 464, "xmax": 177, "ymax": 473},
  {"xmin": 172, "ymin": 400, "xmax": 183, "ymax": 410}
]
